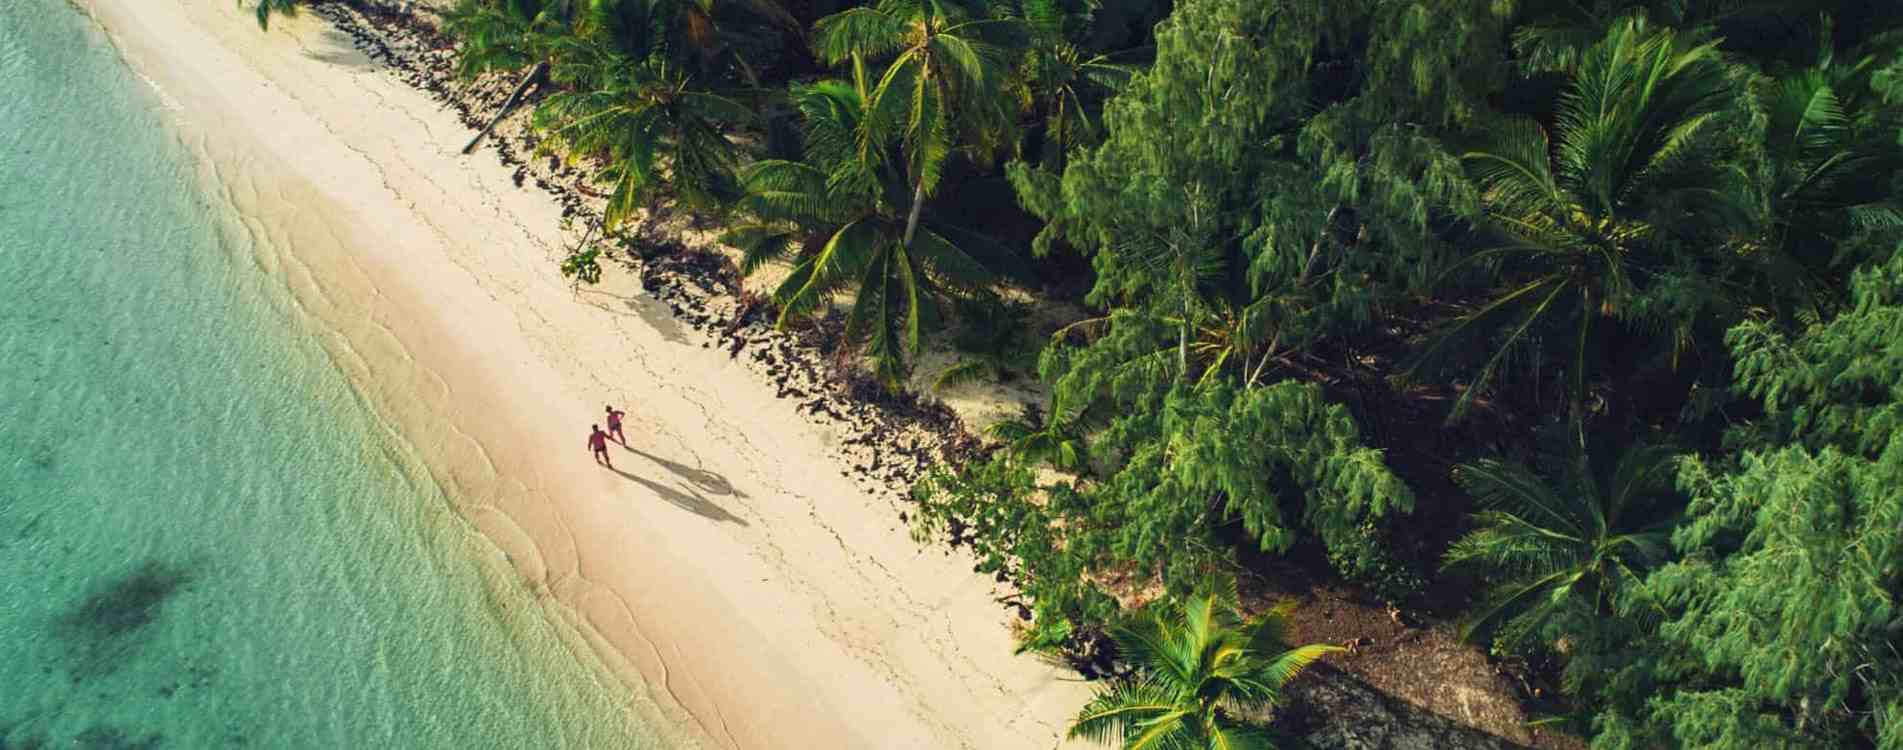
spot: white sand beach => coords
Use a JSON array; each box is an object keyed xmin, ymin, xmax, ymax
[{"xmin": 76, "ymin": 1, "xmax": 1090, "ymax": 747}]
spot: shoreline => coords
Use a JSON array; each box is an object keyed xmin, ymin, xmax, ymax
[{"xmin": 78, "ymin": 1, "xmax": 1090, "ymax": 748}]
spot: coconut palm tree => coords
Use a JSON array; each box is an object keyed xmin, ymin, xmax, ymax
[
  {"xmin": 1010, "ymin": 0, "xmax": 1136, "ymax": 169},
  {"xmin": 443, "ymin": 0, "xmax": 791, "ymax": 156},
  {"xmin": 1441, "ymin": 433, "xmax": 1678, "ymax": 650},
  {"xmin": 985, "ymin": 392, "xmax": 1088, "ymax": 473},
  {"xmin": 720, "ymin": 71, "xmax": 1026, "ymax": 388},
  {"xmin": 1742, "ymin": 44, "xmax": 1903, "ymax": 323},
  {"xmin": 932, "ymin": 292, "xmax": 1037, "ymax": 392},
  {"xmin": 441, "ymin": 0, "xmax": 589, "ymax": 152},
  {"xmin": 811, "ymin": 0, "xmax": 1027, "ymax": 252},
  {"xmin": 443, "ymin": 0, "xmax": 574, "ymax": 76},
  {"xmin": 1069, "ymin": 578, "xmax": 1339, "ymax": 750},
  {"xmin": 1413, "ymin": 16, "xmax": 1747, "ymax": 421},
  {"xmin": 582, "ymin": 0, "xmax": 802, "ymax": 82},
  {"xmin": 532, "ymin": 43, "xmax": 752, "ymax": 225}
]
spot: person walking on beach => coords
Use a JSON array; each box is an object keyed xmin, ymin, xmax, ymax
[
  {"xmin": 588, "ymin": 424, "xmax": 613, "ymax": 468},
  {"xmin": 605, "ymin": 405, "xmax": 627, "ymax": 445}
]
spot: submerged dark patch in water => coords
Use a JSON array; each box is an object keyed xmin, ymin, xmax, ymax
[
  {"xmin": 5, "ymin": 720, "xmax": 169, "ymax": 750},
  {"xmin": 55, "ymin": 559, "xmax": 194, "ymax": 679},
  {"xmin": 0, "ymin": 727, "xmax": 47, "ymax": 750},
  {"xmin": 63, "ymin": 560, "xmax": 192, "ymax": 638},
  {"xmin": 70, "ymin": 726, "xmax": 162, "ymax": 749},
  {"xmin": 25, "ymin": 441, "xmax": 56, "ymax": 472},
  {"xmin": 0, "ymin": 726, "xmax": 165, "ymax": 750}
]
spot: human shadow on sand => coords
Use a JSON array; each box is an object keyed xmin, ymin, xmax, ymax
[
  {"xmin": 621, "ymin": 446, "xmax": 744, "ymax": 498},
  {"xmin": 604, "ymin": 466, "xmax": 747, "ymax": 526}
]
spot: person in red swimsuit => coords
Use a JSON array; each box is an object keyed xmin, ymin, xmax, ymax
[
  {"xmin": 587, "ymin": 424, "xmax": 613, "ymax": 467},
  {"xmin": 605, "ymin": 405, "xmax": 627, "ymax": 444}
]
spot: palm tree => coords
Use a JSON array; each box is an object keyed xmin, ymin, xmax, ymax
[
  {"xmin": 443, "ymin": 0, "xmax": 571, "ymax": 76},
  {"xmin": 931, "ymin": 293, "xmax": 1037, "ymax": 392},
  {"xmin": 532, "ymin": 44, "xmax": 751, "ymax": 226},
  {"xmin": 1069, "ymin": 579, "xmax": 1339, "ymax": 750},
  {"xmin": 811, "ymin": 0, "xmax": 1026, "ymax": 251},
  {"xmin": 1010, "ymin": 0, "xmax": 1136, "ymax": 169},
  {"xmin": 720, "ymin": 72, "xmax": 1025, "ymax": 388},
  {"xmin": 443, "ymin": 0, "xmax": 790, "ymax": 155},
  {"xmin": 1743, "ymin": 46, "xmax": 1903, "ymax": 322},
  {"xmin": 1441, "ymin": 434, "xmax": 1678, "ymax": 650},
  {"xmin": 1413, "ymin": 16, "xmax": 1746, "ymax": 421},
  {"xmin": 443, "ymin": 0, "xmax": 588, "ymax": 152},
  {"xmin": 585, "ymin": 0, "xmax": 802, "ymax": 82},
  {"xmin": 985, "ymin": 393, "xmax": 1088, "ymax": 472}
]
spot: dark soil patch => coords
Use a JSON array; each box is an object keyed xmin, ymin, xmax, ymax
[{"xmin": 1240, "ymin": 571, "xmax": 1585, "ymax": 750}]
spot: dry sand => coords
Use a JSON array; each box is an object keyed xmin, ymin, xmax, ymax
[{"xmin": 76, "ymin": 1, "xmax": 1091, "ymax": 747}]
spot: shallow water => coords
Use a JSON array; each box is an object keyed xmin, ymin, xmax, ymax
[{"xmin": 0, "ymin": 1, "xmax": 673, "ymax": 746}]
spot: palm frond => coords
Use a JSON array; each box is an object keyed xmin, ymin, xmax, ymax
[
  {"xmin": 1455, "ymin": 569, "xmax": 1580, "ymax": 643},
  {"xmin": 1067, "ymin": 678, "xmax": 1182, "ymax": 744},
  {"xmin": 932, "ymin": 358, "xmax": 995, "ymax": 392},
  {"xmin": 1256, "ymin": 644, "xmax": 1341, "ymax": 692},
  {"xmin": 929, "ymin": 222, "xmax": 1035, "ymax": 284},
  {"xmin": 720, "ymin": 224, "xmax": 799, "ymax": 275},
  {"xmin": 1463, "ymin": 119, "xmax": 1565, "ymax": 220},
  {"xmin": 1205, "ymin": 719, "xmax": 1279, "ymax": 750},
  {"xmin": 1601, "ymin": 442, "xmax": 1677, "ymax": 524},
  {"xmin": 812, "ymin": 7, "xmax": 908, "ymax": 64},
  {"xmin": 1454, "ymin": 458, "xmax": 1590, "ymax": 540},
  {"xmin": 910, "ymin": 227, "xmax": 997, "ymax": 290},
  {"xmin": 892, "ymin": 240, "xmax": 927, "ymax": 353},
  {"xmin": 775, "ymin": 219, "xmax": 886, "ymax": 325},
  {"xmin": 253, "ymin": 0, "xmax": 298, "ymax": 30},
  {"xmin": 1244, "ymin": 601, "xmax": 1298, "ymax": 656}
]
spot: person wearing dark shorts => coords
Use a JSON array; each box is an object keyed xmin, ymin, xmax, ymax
[
  {"xmin": 605, "ymin": 405, "xmax": 627, "ymax": 444},
  {"xmin": 588, "ymin": 424, "xmax": 613, "ymax": 468}
]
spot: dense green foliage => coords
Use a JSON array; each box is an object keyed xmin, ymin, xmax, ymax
[
  {"xmin": 1590, "ymin": 251, "xmax": 1903, "ymax": 750},
  {"xmin": 1068, "ymin": 577, "xmax": 1339, "ymax": 750},
  {"xmin": 1441, "ymin": 432, "xmax": 1678, "ymax": 666},
  {"xmin": 263, "ymin": 0, "xmax": 1903, "ymax": 745}
]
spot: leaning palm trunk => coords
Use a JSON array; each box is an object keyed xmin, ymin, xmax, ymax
[
  {"xmin": 461, "ymin": 61, "xmax": 547, "ymax": 154},
  {"xmin": 901, "ymin": 179, "xmax": 927, "ymax": 248},
  {"xmin": 1179, "ymin": 292, "xmax": 1190, "ymax": 379}
]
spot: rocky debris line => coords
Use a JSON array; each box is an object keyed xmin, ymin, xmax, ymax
[
  {"xmin": 1278, "ymin": 668, "xmax": 1534, "ymax": 750},
  {"xmin": 309, "ymin": 0, "xmax": 987, "ymax": 506}
]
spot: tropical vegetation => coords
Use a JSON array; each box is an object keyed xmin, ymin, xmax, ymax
[
  {"xmin": 1068, "ymin": 578, "xmax": 1339, "ymax": 749},
  {"xmin": 255, "ymin": 0, "xmax": 1903, "ymax": 746}
]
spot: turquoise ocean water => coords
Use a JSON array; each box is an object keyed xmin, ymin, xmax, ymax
[{"xmin": 0, "ymin": 1, "xmax": 672, "ymax": 747}]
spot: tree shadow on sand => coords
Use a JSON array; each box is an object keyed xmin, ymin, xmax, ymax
[
  {"xmin": 622, "ymin": 447, "xmax": 744, "ymax": 498},
  {"xmin": 301, "ymin": 29, "xmax": 379, "ymax": 70},
  {"xmin": 603, "ymin": 466, "xmax": 747, "ymax": 526},
  {"xmin": 572, "ymin": 288, "xmax": 690, "ymax": 344}
]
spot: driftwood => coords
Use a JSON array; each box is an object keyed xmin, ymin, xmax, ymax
[{"xmin": 460, "ymin": 61, "xmax": 546, "ymax": 154}]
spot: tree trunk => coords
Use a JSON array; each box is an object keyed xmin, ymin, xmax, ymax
[
  {"xmin": 1179, "ymin": 276, "xmax": 1191, "ymax": 380},
  {"xmin": 1246, "ymin": 207, "xmax": 1340, "ymax": 388},
  {"xmin": 901, "ymin": 178, "xmax": 927, "ymax": 249},
  {"xmin": 461, "ymin": 61, "xmax": 548, "ymax": 155},
  {"xmin": 1569, "ymin": 286, "xmax": 1593, "ymax": 431}
]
